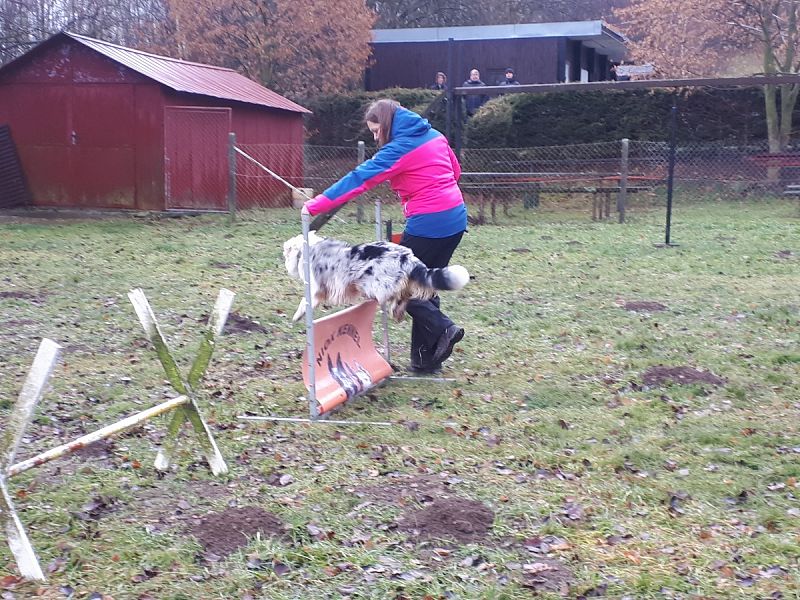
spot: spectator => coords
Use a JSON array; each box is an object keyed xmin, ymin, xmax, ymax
[
  {"xmin": 612, "ymin": 61, "xmax": 630, "ymax": 81},
  {"xmin": 430, "ymin": 71, "xmax": 448, "ymax": 91},
  {"xmin": 462, "ymin": 68, "xmax": 488, "ymax": 118},
  {"xmin": 499, "ymin": 67, "xmax": 520, "ymax": 85}
]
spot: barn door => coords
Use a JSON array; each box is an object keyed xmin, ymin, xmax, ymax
[{"xmin": 164, "ymin": 107, "xmax": 231, "ymax": 210}]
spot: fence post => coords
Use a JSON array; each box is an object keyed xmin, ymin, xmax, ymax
[
  {"xmin": 446, "ymin": 37, "xmax": 454, "ymax": 143},
  {"xmin": 665, "ymin": 104, "xmax": 678, "ymax": 245},
  {"xmin": 618, "ymin": 138, "xmax": 629, "ymax": 223},
  {"xmin": 356, "ymin": 140, "xmax": 366, "ymax": 224},
  {"xmin": 227, "ymin": 132, "xmax": 237, "ymax": 222},
  {"xmin": 454, "ymin": 91, "xmax": 463, "ymax": 160}
]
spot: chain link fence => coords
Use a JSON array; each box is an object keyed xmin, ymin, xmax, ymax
[
  {"xmin": 230, "ymin": 137, "xmax": 798, "ymax": 222},
  {"xmin": 232, "ymin": 141, "xmax": 381, "ymax": 214}
]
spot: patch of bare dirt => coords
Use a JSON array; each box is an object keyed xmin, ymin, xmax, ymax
[
  {"xmin": 775, "ymin": 249, "xmax": 794, "ymax": 259},
  {"xmin": 624, "ymin": 301, "xmax": 668, "ymax": 312},
  {"xmin": 187, "ymin": 506, "xmax": 286, "ymax": 557},
  {"xmin": 71, "ymin": 439, "xmax": 115, "ymax": 460},
  {"xmin": 642, "ymin": 365, "xmax": 725, "ymax": 387},
  {"xmin": 219, "ymin": 311, "xmax": 269, "ymax": 335},
  {"xmin": 198, "ymin": 311, "xmax": 269, "ymax": 335},
  {"xmin": 396, "ymin": 497, "xmax": 494, "ymax": 544},
  {"xmin": 0, "ymin": 290, "xmax": 45, "ymax": 303}
]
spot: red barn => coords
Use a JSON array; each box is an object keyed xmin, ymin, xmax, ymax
[{"xmin": 0, "ymin": 32, "xmax": 310, "ymax": 211}]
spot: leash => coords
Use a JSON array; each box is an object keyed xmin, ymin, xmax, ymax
[{"xmin": 234, "ymin": 147, "xmax": 345, "ymax": 232}]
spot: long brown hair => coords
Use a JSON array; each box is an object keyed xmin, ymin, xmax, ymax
[{"xmin": 365, "ymin": 99, "xmax": 399, "ymax": 147}]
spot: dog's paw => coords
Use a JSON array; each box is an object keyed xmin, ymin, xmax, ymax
[{"xmin": 292, "ymin": 300, "xmax": 306, "ymax": 322}]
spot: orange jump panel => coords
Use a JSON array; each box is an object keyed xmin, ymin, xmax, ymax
[{"xmin": 302, "ymin": 301, "xmax": 393, "ymax": 415}]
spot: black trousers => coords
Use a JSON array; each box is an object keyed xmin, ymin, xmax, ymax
[{"xmin": 400, "ymin": 231, "xmax": 464, "ymax": 367}]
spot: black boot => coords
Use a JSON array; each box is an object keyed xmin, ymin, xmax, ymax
[{"xmin": 431, "ymin": 325, "xmax": 464, "ymax": 366}]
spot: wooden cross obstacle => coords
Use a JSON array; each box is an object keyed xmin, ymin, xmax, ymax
[{"xmin": 1, "ymin": 288, "xmax": 234, "ymax": 581}]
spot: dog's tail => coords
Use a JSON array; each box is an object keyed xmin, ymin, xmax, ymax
[{"xmin": 409, "ymin": 263, "xmax": 470, "ymax": 291}]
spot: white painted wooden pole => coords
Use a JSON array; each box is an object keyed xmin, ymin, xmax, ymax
[
  {"xmin": 8, "ymin": 396, "xmax": 189, "ymax": 477},
  {"xmin": 0, "ymin": 338, "xmax": 61, "ymax": 582}
]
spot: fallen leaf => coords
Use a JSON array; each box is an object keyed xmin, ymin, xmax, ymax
[
  {"xmin": 0, "ymin": 576, "xmax": 21, "ymax": 589},
  {"xmin": 523, "ymin": 562, "xmax": 552, "ymax": 574}
]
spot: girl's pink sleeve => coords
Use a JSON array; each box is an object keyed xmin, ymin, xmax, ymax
[
  {"xmin": 448, "ymin": 144, "xmax": 462, "ymax": 180},
  {"xmin": 304, "ymin": 195, "xmax": 330, "ymax": 216}
]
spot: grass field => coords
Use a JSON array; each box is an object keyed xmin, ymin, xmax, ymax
[{"xmin": 0, "ymin": 197, "xmax": 798, "ymax": 599}]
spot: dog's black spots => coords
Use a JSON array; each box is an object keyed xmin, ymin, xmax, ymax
[
  {"xmin": 364, "ymin": 267, "xmax": 373, "ymax": 276},
  {"xmin": 409, "ymin": 264, "xmax": 429, "ymax": 285},
  {"xmin": 351, "ymin": 244, "xmax": 390, "ymax": 261},
  {"xmin": 399, "ymin": 254, "xmax": 408, "ymax": 265},
  {"xmin": 430, "ymin": 269, "xmax": 450, "ymax": 289}
]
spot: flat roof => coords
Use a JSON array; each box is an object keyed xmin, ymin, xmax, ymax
[
  {"xmin": 373, "ymin": 20, "xmax": 625, "ymax": 43},
  {"xmin": 372, "ymin": 20, "xmax": 627, "ymax": 61}
]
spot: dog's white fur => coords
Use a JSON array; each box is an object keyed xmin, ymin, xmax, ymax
[{"xmin": 283, "ymin": 232, "xmax": 469, "ymax": 322}]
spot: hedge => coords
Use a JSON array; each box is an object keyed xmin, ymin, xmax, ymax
[
  {"xmin": 303, "ymin": 88, "xmax": 442, "ymax": 146},
  {"xmin": 464, "ymin": 87, "xmax": 772, "ymax": 147},
  {"xmin": 304, "ymin": 86, "xmax": 792, "ymax": 148}
]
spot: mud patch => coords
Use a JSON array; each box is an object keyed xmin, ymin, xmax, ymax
[
  {"xmin": 188, "ymin": 506, "xmax": 285, "ymax": 557},
  {"xmin": 624, "ymin": 300, "xmax": 667, "ymax": 312},
  {"xmin": 0, "ymin": 290, "xmax": 45, "ymax": 303},
  {"xmin": 396, "ymin": 497, "xmax": 494, "ymax": 543},
  {"xmin": 204, "ymin": 311, "xmax": 269, "ymax": 335},
  {"xmin": 642, "ymin": 365, "xmax": 725, "ymax": 387},
  {"xmin": 72, "ymin": 439, "xmax": 115, "ymax": 460}
]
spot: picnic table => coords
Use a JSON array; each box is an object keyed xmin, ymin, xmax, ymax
[{"xmin": 459, "ymin": 172, "xmax": 661, "ymax": 223}]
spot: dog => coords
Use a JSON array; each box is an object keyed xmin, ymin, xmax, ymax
[{"xmin": 282, "ymin": 231, "xmax": 469, "ymax": 322}]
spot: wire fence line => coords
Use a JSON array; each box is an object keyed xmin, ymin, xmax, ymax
[{"xmin": 229, "ymin": 138, "xmax": 798, "ymax": 222}]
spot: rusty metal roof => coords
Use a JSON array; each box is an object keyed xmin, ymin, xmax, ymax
[{"xmin": 65, "ymin": 32, "xmax": 310, "ymax": 113}]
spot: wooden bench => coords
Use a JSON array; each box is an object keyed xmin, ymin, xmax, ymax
[
  {"xmin": 459, "ymin": 174, "xmax": 659, "ymax": 223},
  {"xmin": 784, "ymin": 184, "xmax": 800, "ymax": 195}
]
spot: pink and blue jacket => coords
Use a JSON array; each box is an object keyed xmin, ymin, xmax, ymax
[{"xmin": 305, "ymin": 109, "xmax": 465, "ymax": 233}]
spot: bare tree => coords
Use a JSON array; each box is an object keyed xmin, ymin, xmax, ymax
[
  {"xmin": 368, "ymin": 0, "xmax": 629, "ymax": 28},
  {"xmin": 1, "ymin": 0, "xmax": 169, "ymax": 64},
  {"xmin": 617, "ymin": 0, "xmax": 800, "ymax": 155}
]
